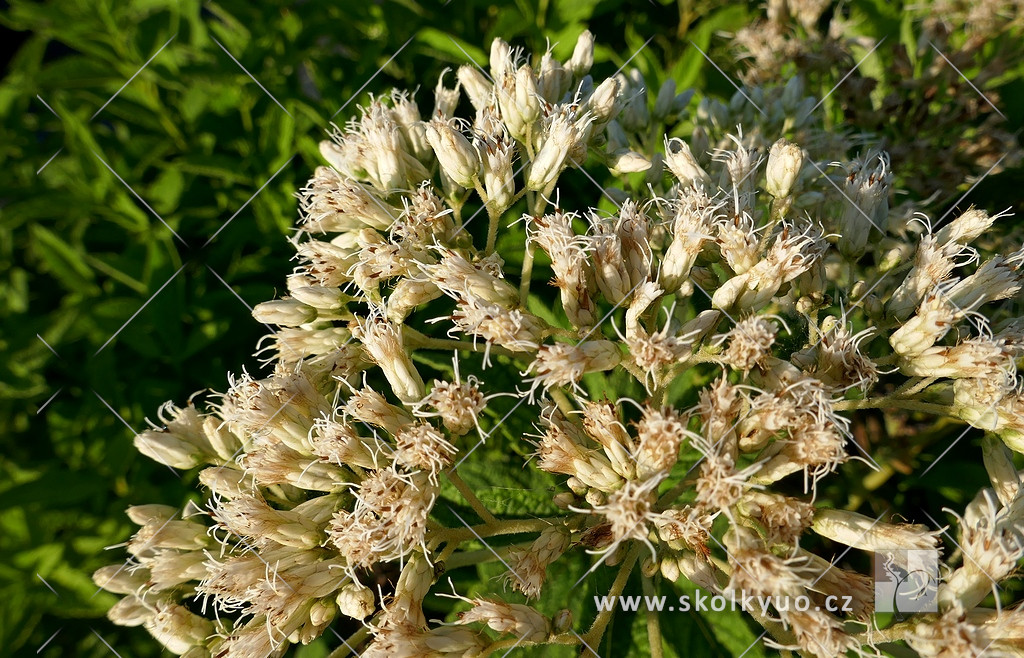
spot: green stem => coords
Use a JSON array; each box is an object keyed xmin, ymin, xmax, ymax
[
  {"xmin": 520, "ymin": 242, "xmax": 535, "ymax": 306},
  {"xmin": 621, "ymin": 359, "xmax": 649, "ymax": 387},
  {"xmin": 851, "ymin": 617, "xmax": 936, "ymax": 645},
  {"xmin": 654, "ymin": 475, "xmax": 694, "ymax": 512},
  {"xmin": 894, "ymin": 376, "xmax": 938, "ymax": 399},
  {"xmin": 403, "ymin": 327, "xmax": 517, "ymax": 358},
  {"xmin": 549, "ymin": 387, "xmax": 577, "ymax": 419},
  {"xmin": 483, "ymin": 631, "xmax": 580, "ymax": 655},
  {"xmin": 642, "ymin": 575, "xmax": 665, "ymax": 658},
  {"xmin": 446, "ymin": 468, "xmax": 498, "ymax": 525},
  {"xmin": 873, "ymin": 353, "xmax": 899, "ymax": 366},
  {"xmin": 443, "ymin": 539, "xmax": 535, "ymax": 570},
  {"xmin": 582, "ymin": 544, "xmax": 641, "ymax": 652},
  {"xmin": 485, "ymin": 207, "xmax": 500, "ymax": 254},
  {"xmin": 650, "ymin": 382, "xmax": 668, "ymax": 408},
  {"xmin": 325, "ymin": 623, "xmax": 371, "ymax": 657},
  {"xmin": 431, "ymin": 516, "xmax": 566, "ymax": 547},
  {"xmin": 833, "ymin": 398, "xmax": 953, "ymax": 415}
]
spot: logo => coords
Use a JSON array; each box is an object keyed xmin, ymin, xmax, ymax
[{"xmin": 874, "ymin": 548, "xmax": 939, "ymax": 614}]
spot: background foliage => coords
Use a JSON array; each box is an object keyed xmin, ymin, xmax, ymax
[{"xmin": 3, "ymin": 0, "xmax": 1023, "ymax": 656}]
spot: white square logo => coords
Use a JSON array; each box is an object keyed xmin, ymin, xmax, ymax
[{"xmin": 874, "ymin": 548, "xmax": 939, "ymax": 614}]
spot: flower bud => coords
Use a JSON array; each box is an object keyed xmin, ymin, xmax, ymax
[
  {"xmin": 812, "ymin": 509, "xmax": 940, "ymax": 555},
  {"xmin": 620, "ymin": 70, "xmax": 649, "ymax": 133},
  {"xmin": 387, "ymin": 279, "xmax": 442, "ymax": 322},
  {"xmin": 660, "ymin": 555, "xmax": 681, "ymax": 581},
  {"xmin": 480, "ymin": 134, "xmax": 516, "ymax": 213},
  {"xmin": 553, "ymin": 491, "xmax": 576, "ymax": 509},
  {"xmin": 982, "ymin": 434, "xmax": 1020, "ymax": 507},
  {"xmin": 644, "ymin": 152, "xmax": 665, "ymax": 187},
  {"xmin": 425, "ymin": 117, "xmax": 480, "ymax": 189},
  {"xmin": 289, "ymin": 284, "xmax": 346, "ymax": 311},
  {"xmin": 514, "ymin": 66, "xmax": 542, "ymax": 121},
  {"xmin": 608, "ymin": 149, "xmax": 652, "ymax": 174},
  {"xmin": 252, "ymin": 299, "xmax": 317, "ymax": 326},
  {"xmin": 537, "ymin": 51, "xmax": 569, "ymax": 102},
  {"xmin": 434, "ymin": 69, "xmax": 461, "ymax": 117},
  {"xmin": 585, "ymin": 76, "xmax": 622, "ymax": 127},
  {"xmin": 337, "ymin": 582, "xmax": 376, "ymax": 619},
  {"xmin": 489, "ymin": 37, "xmax": 513, "ymax": 79},
  {"xmin": 93, "ymin": 565, "xmax": 149, "ymax": 595},
  {"xmin": 837, "ymin": 152, "xmax": 892, "ymax": 259},
  {"xmin": 781, "ymin": 75, "xmax": 804, "ymax": 111},
  {"xmin": 672, "ymin": 89, "xmax": 694, "ymax": 115},
  {"xmin": 351, "ymin": 309, "xmax": 425, "ymax": 403},
  {"xmin": 134, "ymin": 403, "xmax": 216, "ymax": 470},
  {"xmin": 677, "ymin": 552, "xmax": 719, "ymax": 591},
  {"xmin": 456, "ymin": 64, "xmax": 492, "ymax": 111},
  {"xmin": 889, "ymin": 294, "xmax": 955, "ymax": 357},
  {"xmin": 108, "ymin": 596, "xmax": 153, "ymax": 627},
  {"xmin": 146, "ymin": 603, "xmax": 214, "ymax": 655},
  {"xmin": 653, "ymin": 79, "xmax": 677, "ymax": 120},
  {"xmin": 494, "ymin": 65, "xmax": 542, "ymax": 141},
  {"xmin": 134, "ymin": 431, "xmax": 205, "ymax": 469},
  {"xmin": 552, "ymin": 609, "xmax": 573, "ymax": 633},
  {"xmin": 527, "ymin": 110, "xmax": 590, "ymax": 192},
  {"xmin": 664, "ymin": 137, "xmax": 711, "ymax": 188},
  {"xmin": 765, "ymin": 138, "xmax": 804, "ymax": 199},
  {"xmin": 567, "ymin": 30, "xmax": 594, "ymax": 78}
]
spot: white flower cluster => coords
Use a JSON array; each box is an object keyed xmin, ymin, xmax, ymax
[{"xmin": 96, "ymin": 32, "xmax": 1024, "ymax": 658}]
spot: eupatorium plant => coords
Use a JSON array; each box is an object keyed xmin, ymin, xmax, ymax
[
  {"xmin": 95, "ymin": 32, "xmax": 1024, "ymax": 658},
  {"xmin": 729, "ymin": 0, "xmax": 1023, "ymax": 198}
]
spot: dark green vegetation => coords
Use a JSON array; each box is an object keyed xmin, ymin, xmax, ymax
[{"xmin": 3, "ymin": 1, "xmax": 1023, "ymax": 655}]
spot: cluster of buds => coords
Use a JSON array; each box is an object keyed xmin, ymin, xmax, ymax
[
  {"xmin": 97, "ymin": 31, "xmax": 1024, "ymax": 658},
  {"xmin": 729, "ymin": 0, "xmax": 1024, "ymax": 198}
]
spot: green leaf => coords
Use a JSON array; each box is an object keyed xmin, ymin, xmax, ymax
[
  {"xmin": 29, "ymin": 225, "xmax": 95, "ymax": 291},
  {"xmin": 0, "ymin": 470, "xmax": 107, "ymax": 509},
  {"xmin": 417, "ymin": 28, "xmax": 487, "ymax": 66},
  {"xmin": 669, "ymin": 579, "xmax": 767, "ymax": 657}
]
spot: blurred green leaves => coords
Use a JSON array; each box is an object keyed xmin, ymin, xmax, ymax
[{"xmin": 5, "ymin": 0, "xmax": 1022, "ymax": 656}]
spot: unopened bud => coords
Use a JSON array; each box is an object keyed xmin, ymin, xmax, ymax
[
  {"xmin": 337, "ymin": 582, "xmax": 376, "ymax": 619},
  {"xmin": 608, "ymin": 149, "xmax": 652, "ymax": 174},
  {"xmin": 765, "ymin": 138, "xmax": 804, "ymax": 199},
  {"xmin": 553, "ymin": 491, "xmax": 576, "ymax": 509},
  {"xmin": 457, "ymin": 65, "xmax": 492, "ymax": 111},
  {"xmin": 653, "ymin": 79, "xmax": 677, "ymax": 120},
  {"xmin": 252, "ymin": 299, "xmax": 317, "ymax": 326},
  {"xmin": 567, "ymin": 30, "xmax": 594, "ymax": 77},
  {"xmin": 289, "ymin": 284, "xmax": 346, "ymax": 311},
  {"xmin": 672, "ymin": 89, "xmax": 695, "ymax": 115},
  {"xmin": 552, "ymin": 609, "xmax": 573, "ymax": 633},
  {"xmin": 660, "ymin": 555, "xmax": 681, "ymax": 582},
  {"xmin": 982, "ymin": 434, "xmax": 1020, "ymax": 507},
  {"xmin": 425, "ymin": 117, "xmax": 480, "ymax": 188},
  {"xmin": 93, "ymin": 565, "xmax": 149, "ymax": 595},
  {"xmin": 586, "ymin": 77, "xmax": 623, "ymax": 125},
  {"xmin": 664, "ymin": 137, "xmax": 711, "ymax": 188},
  {"xmin": 537, "ymin": 51, "xmax": 569, "ymax": 102},
  {"xmin": 510, "ymin": 66, "xmax": 542, "ymax": 137},
  {"xmin": 480, "ymin": 136, "xmax": 516, "ymax": 213},
  {"xmin": 812, "ymin": 509, "xmax": 940, "ymax": 555}
]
